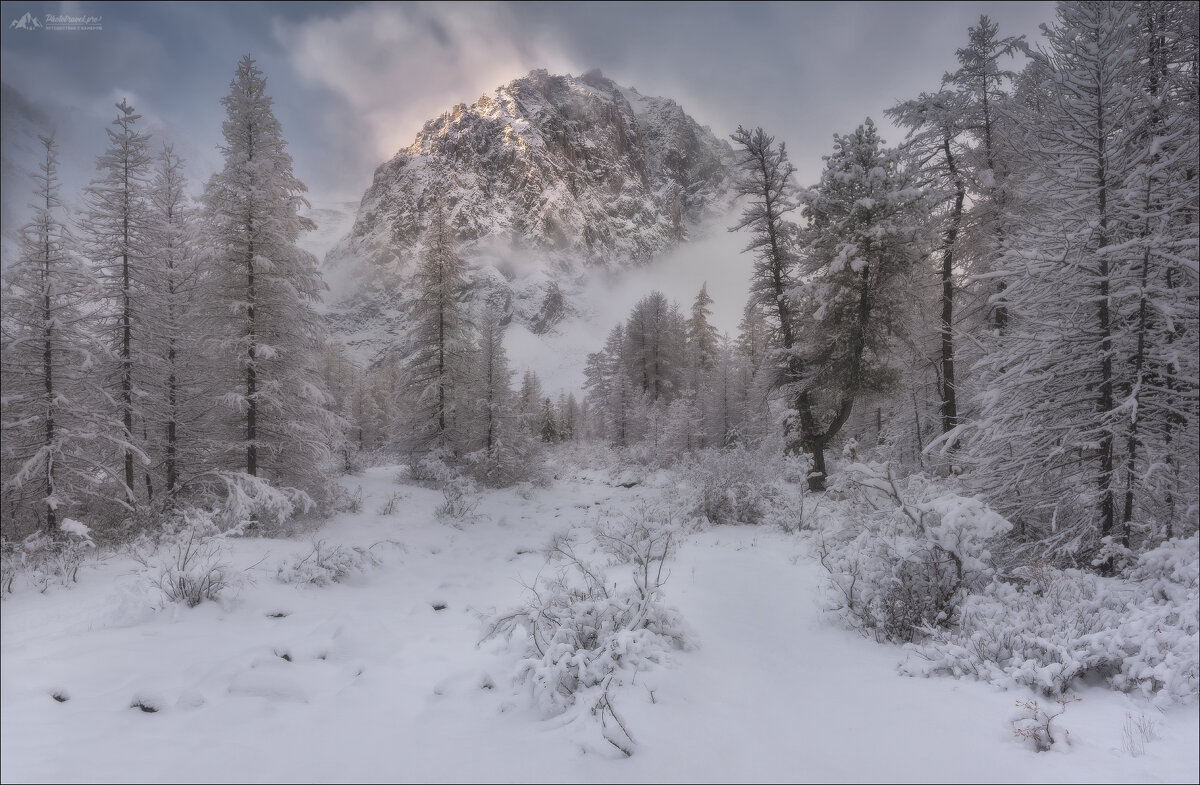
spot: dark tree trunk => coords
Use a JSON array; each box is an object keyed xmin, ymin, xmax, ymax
[
  {"xmin": 43, "ymin": 238, "xmax": 56, "ymax": 533},
  {"xmin": 940, "ymin": 135, "xmax": 965, "ymax": 436},
  {"xmin": 247, "ymin": 238, "xmax": 257, "ymax": 478}
]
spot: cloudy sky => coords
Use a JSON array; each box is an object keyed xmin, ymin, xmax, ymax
[{"xmin": 2, "ymin": 1, "xmax": 1056, "ymax": 208}]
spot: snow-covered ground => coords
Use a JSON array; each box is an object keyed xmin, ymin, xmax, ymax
[{"xmin": 2, "ymin": 463, "xmax": 1197, "ymax": 783}]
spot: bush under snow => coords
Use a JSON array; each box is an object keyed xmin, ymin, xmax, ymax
[
  {"xmin": 1, "ymin": 519, "xmax": 96, "ymax": 595},
  {"xmin": 816, "ymin": 462, "xmax": 1011, "ymax": 643},
  {"xmin": 275, "ymin": 539, "xmax": 382, "ymax": 586},
  {"xmin": 131, "ymin": 508, "xmax": 241, "ymax": 608},
  {"xmin": 904, "ymin": 534, "xmax": 1200, "ymax": 705},
  {"xmin": 483, "ymin": 507, "xmax": 690, "ymax": 756},
  {"xmin": 684, "ymin": 447, "xmax": 805, "ymax": 529}
]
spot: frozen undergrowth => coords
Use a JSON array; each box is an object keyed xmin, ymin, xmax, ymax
[
  {"xmin": 809, "ymin": 461, "xmax": 1200, "ymax": 708},
  {"xmin": 905, "ymin": 534, "xmax": 1200, "ymax": 705},
  {"xmin": 275, "ymin": 539, "xmax": 383, "ymax": 587},
  {"xmin": 483, "ymin": 505, "xmax": 691, "ymax": 756},
  {"xmin": 2, "ymin": 463, "xmax": 1197, "ymax": 783}
]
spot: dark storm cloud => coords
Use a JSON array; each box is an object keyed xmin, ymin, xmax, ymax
[{"xmin": 1, "ymin": 1, "xmax": 1057, "ymax": 220}]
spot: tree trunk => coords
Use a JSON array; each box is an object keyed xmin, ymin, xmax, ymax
[
  {"xmin": 940, "ymin": 135, "xmax": 964, "ymax": 436},
  {"xmin": 247, "ymin": 238, "xmax": 257, "ymax": 477},
  {"xmin": 1094, "ymin": 80, "xmax": 1116, "ymax": 566},
  {"xmin": 43, "ymin": 243, "xmax": 56, "ymax": 533}
]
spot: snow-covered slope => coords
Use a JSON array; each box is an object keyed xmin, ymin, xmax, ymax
[
  {"xmin": 3, "ymin": 462, "xmax": 1196, "ymax": 782},
  {"xmin": 323, "ymin": 69, "xmax": 737, "ymax": 365},
  {"xmin": 299, "ymin": 200, "xmax": 359, "ymax": 264}
]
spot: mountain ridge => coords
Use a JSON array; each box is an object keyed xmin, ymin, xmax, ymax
[{"xmin": 323, "ymin": 69, "xmax": 738, "ymax": 364}]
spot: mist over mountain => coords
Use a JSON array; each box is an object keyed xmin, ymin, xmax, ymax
[
  {"xmin": 323, "ymin": 69, "xmax": 738, "ymax": 364},
  {"xmin": 0, "ymin": 82, "xmax": 53, "ymax": 268}
]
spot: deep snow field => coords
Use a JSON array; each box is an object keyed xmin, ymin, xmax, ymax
[{"xmin": 2, "ymin": 460, "xmax": 1197, "ymax": 784}]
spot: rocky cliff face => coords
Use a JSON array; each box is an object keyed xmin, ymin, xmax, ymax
[{"xmin": 324, "ymin": 69, "xmax": 735, "ymax": 363}]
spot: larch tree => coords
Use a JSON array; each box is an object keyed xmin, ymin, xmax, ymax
[
  {"xmin": 624, "ymin": 291, "xmax": 686, "ymax": 406},
  {"xmin": 684, "ymin": 283, "xmax": 719, "ymax": 449},
  {"xmin": 730, "ymin": 126, "xmax": 816, "ymax": 472},
  {"xmin": 462, "ymin": 304, "xmax": 535, "ymax": 485},
  {"xmin": 705, "ymin": 335, "xmax": 749, "ymax": 448},
  {"xmin": 145, "ymin": 145, "xmax": 202, "ymax": 502},
  {"xmin": 686, "ymin": 283, "xmax": 719, "ymax": 378},
  {"xmin": 886, "ymin": 91, "xmax": 969, "ymax": 439},
  {"xmin": 791, "ymin": 119, "xmax": 930, "ymax": 488},
  {"xmin": 944, "ymin": 15, "xmax": 1026, "ymax": 332},
  {"xmin": 584, "ymin": 324, "xmax": 636, "ymax": 447},
  {"xmin": 84, "ymin": 99, "xmax": 153, "ymax": 508},
  {"xmin": 1, "ymin": 137, "xmax": 136, "ymax": 534},
  {"xmin": 400, "ymin": 201, "xmax": 472, "ymax": 455},
  {"xmin": 954, "ymin": 1, "xmax": 1199, "ymax": 560},
  {"xmin": 517, "ymin": 368, "xmax": 544, "ymax": 438},
  {"xmin": 201, "ymin": 55, "xmax": 337, "ymax": 508}
]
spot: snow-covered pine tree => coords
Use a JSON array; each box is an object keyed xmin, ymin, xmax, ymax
[
  {"xmin": 1121, "ymin": 0, "xmax": 1200, "ymax": 542},
  {"xmin": 517, "ymin": 368, "xmax": 544, "ymax": 439},
  {"xmin": 791, "ymin": 119, "xmax": 929, "ymax": 488},
  {"xmin": 698, "ymin": 335, "xmax": 747, "ymax": 448},
  {"xmin": 316, "ymin": 341, "xmax": 365, "ymax": 473},
  {"xmin": 200, "ymin": 55, "xmax": 338, "ymax": 511},
  {"xmin": 84, "ymin": 99, "xmax": 153, "ymax": 508},
  {"xmin": 144, "ymin": 145, "xmax": 204, "ymax": 502},
  {"xmin": 734, "ymin": 302, "xmax": 774, "ymax": 444},
  {"xmin": 558, "ymin": 393, "xmax": 579, "ymax": 442},
  {"xmin": 954, "ymin": 1, "xmax": 1199, "ymax": 559},
  {"xmin": 461, "ymin": 304, "xmax": 536, "ymax": 485},
  {"xmin": 350, "ymin": 369, "xmax": 390, "ymax": 455},
  {"xmin": 661, "ymin": 393, "xmax": 702, "ymax": 456},
  {"xmin": 943, "ymin": 15, "xmax": 1027, "ymax": 332},
  {"xmin": 886, "ymin": 90, "xmax": 969, "ymax": 439},
  {"xmin": 684, "ymin": 283, "xmax": 719, "ymax": 449},
  {"xmin": 729, "ymin": 127, "xmax": 815, "ymax": 470},
  {"xmin": 1, "ymin": 136, "xmax": 136, "ymax": 534},
  {"xmin": 584, "ymin": 324, "xmax": 636, "ymax": 447},
  {"xmin": 399, "ymin": 201, "xmax": 472, "ymax": 456},
  {"xmin": 686, "ymin": 283, "xmax": 719, "ymax": 378},
  {"xmin": 537, "ymin": 397, "xmax": 558, "ymax": 443},
  {"xmin": 624, "ymin": 291, "xmax": 686, "ymax": 406}
]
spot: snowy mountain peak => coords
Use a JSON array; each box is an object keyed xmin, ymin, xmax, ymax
[{"xmin": 323, "ymin": 70, "xmax": 736, "ymax": 363}]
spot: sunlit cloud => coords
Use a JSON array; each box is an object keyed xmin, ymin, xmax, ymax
[{"xmin": 273, "ymin": 3, "xmax": 579, "ymax": 184}]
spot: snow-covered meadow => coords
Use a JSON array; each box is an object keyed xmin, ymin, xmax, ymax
[{"xmin": 3, "ymin": 457, "xmax": 1196, "ymax": 783}]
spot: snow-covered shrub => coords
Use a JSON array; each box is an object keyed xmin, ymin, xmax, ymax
[
  {"xmin": 1111, "ymin": 535, "xmax": 1200, "ymax": 702},
  {"xmin": 377, "ymin": 491, "xmax": 405, "ymax": 516},
  {"xmin": 460, "ymin": 443, "xmax": 545, "ymax": 488},
  {"xmin": 781, "ymin": 451, "xmax": 815, "ymax": 486},
  {"xmin": 0, "ymin": 519, "xmax": 95, "ymax": 595},
  {"xmin": 1123, "ymin": 533, "xmax": 1199, "ymax": 592},
  {"xmin": 275, "ymin": 539, "xmax": 381, "ymax": 586},
  {"xmin": 483, "ymin": 509, "xmax": 690, "ymax": 756},
  {"xmin": 408, "ymin": 450, "xmax": 454, "ymax": 485},
  {"xmin": 194, "ymin": 471, "xmax": 313, "ymax": 533},
  {"xmin": 817, "ymin": 462, "xmax": 1010, "ymax": 643},
  {"xmin": 904, "ymin": 571, "xmax": 1107, "ymax": 693},
  {"xmin": 609, "ymin": 458, "xmax": 650, "ymax": 490},
  {"xmin": 330, "ymin": 485, "xmax": 363, "ymax": 515},
  {"xmin": 133, "ymin": 508, "xmax": 239, "ymax": 608},
  {"xmin": 1011, "ymin": 695, "xmax": 1080, "ymax": 752},
  {"xmin": 556, "ymin": 441, "xmax": 618, "ymax": 472},
  {"xmin": 1122, "ymin": 711, "xmax": 1159, "ymax": 758},
  {"xmin": 904, "ymin": 534, "xmax": 1199, "ymax": 704},
  {"xmin": 685, "ymin": 447, "xmax": 789, "ymax": 526},
  {"xmin": 437, "ymin": 475, "xmax": 481, "ymax": 522}
]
